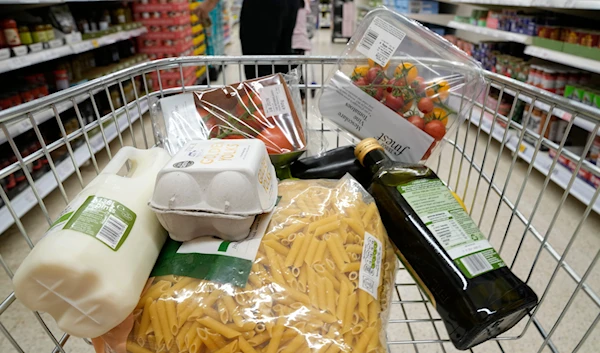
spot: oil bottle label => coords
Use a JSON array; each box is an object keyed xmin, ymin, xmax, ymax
[
  {"xmin": 397, "ymin": 178, "xmax": 506, "ymax": 278},
  {"xmin": 151, "ymin": 210, "xmax": 273, "ymax": 287},
  {"xmin": 63, "ymin": 196, "xmax": 136, "ymax": 251}
]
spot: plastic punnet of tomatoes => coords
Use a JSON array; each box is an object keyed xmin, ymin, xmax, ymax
[
  {"xmin": 152, "ymin": 72, "xmax": 306, "ymax": 166},
  {"xmin": 317, "ymin": 7, "xmax": 485, "ymax": 163}
]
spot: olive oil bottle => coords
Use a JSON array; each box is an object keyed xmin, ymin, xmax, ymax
[{"xmin": 355, "ymin": 138, "xmax": 538, "ymax": 350}]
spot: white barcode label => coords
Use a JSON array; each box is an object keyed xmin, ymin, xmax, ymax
[
  {"xmin": 96, "ymin": 215, "xmax": 128, "ymax": 249},
  {"xmin": 356, "ymin": 17, "xmax": 406, "ymax": 68},
  {"xmin": 461, "ymin": 253, "xmax": 493, "ymax": 277},
  {"xmin": 360, "ymin": 29, "xmax": 378, "ymax": 51}
]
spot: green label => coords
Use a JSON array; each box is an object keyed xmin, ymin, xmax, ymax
[
  {"xmin": 397, "ymin": 178, "xmax": 505, "ymax": 278},
  {"xmin": 151, "ymin": 211, "xmax": 273, "ymax": 287},
  {"xmin": 151, "ymin": 239, "xmax": 253, "ymax": 288},
  {"xmin": 63, "ymin": 196, "xmax": 136, "ymax": 251}
]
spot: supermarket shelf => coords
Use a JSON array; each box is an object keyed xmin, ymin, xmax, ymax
[
  {"xmin": 0, "ymin": 90, "xmax": 99, "ymax": 145},
  {"xmin": 495, "ymin": 83, "xmax": 600, "ymax": 136},
  {"xmin": 447, "ymin": 21, "xmax": 533, "ymax": 44},
  {"xmin": 524, "ymin": 46, "xmax": 600, "ymax": 75},
  {"xmin": 468, "ymin": 105, "xmax": 600, "ymax": 214},
  {"xmin": 449, "ymin": 0, "xmax": 600, "ymax": 9},
  {"xmin": 0, "ymin": 100, "xmax": 148, "ymax": 235},
  {"xmin": 406, "ymin": 14, "xmax": 454, "ymax": 27},
  {"xmin": 0, "ymin": 27, "xmax": 147, "ymax": 74}
]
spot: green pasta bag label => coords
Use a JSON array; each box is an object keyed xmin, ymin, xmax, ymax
[
  {"xmin": 62, "ymin": 195, "xmax": 136, "ymax": 251},
  {"xmin": 151, "ymin": 211, "xmax": 274, "ymax": 287},
  {"xmin": 397, "ymin": 178, "xmax": 506, "ymax": 278}
]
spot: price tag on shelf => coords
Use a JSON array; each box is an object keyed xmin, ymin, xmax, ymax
[
  {"xmin": 18, "ymin": 120, "xmax": 33, "ymax": 134},
  {"xmin": 56, "ymin": 161, "xmax": 74, "ymax": 181},
  {"xmin": 92, "ymin": 39, "xmax": 99, "ymax": 48},
  {"xmin": 71, "ymin": 41, "xmax": 93, "ymax": 53},
  {"xmin": 519, "ymin": 144, "xmax": 527, "ymax": 153}
]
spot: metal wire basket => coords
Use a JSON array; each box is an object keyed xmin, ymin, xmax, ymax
[{"xmin": 0, "ymin": 56, "xmax": 599, "ymax": 353}]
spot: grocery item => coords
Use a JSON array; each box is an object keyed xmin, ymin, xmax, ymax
[
  {"xmin": 18, "ymin": 26, "xmax": 32, "ymax": 45},
  {"xmin": 150, "ymin": 139, "xmax": 278, "ymax": 242},
  {"xmin": 354, "ymin": 138, "xmax": 538, "ymax": 350},
  {"xmin": 12, "ymin": 147, "xmax": 171, "ymax": 338},
  {"xmin": 152, "ymin": 72, "xmax": 306, "ymax": 165},
  {"xmin": 2, "ymin": 19, "xmax": 21, "ymax": 47},
  {"xmin": 289, "ymin": 145, "xmax": 373, "ymax": 188},
  {"xmin": 32, "ymin": 24, "xmax": 48, "ymax": 43},
  {"xmin": 318, "ymin": 8, "xmax": 484, "ymax": 164},
  {"xmin": 98, "ymin": 177, "xmax": 397, "ymax": 353}
]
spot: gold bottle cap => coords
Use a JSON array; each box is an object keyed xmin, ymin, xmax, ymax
[{"xmin": 355, "ymin": 138, "xmax": 384, "ymax": 166}]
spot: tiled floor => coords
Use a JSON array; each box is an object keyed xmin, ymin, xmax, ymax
[{"xmin": 1, "ymin": 25, "xmax": 599, "ymax": 353}]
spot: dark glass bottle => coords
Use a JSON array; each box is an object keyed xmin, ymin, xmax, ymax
[
  {"xmin": 355, "ymin": 138, "xmax": 538, "ymax": 350},
  {"xmin": 289, "ymin": 145, "xmax": 373, "ymax": 188}
]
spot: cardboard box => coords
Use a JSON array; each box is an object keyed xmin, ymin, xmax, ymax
[
  {"xmin": 532, "ymin": 37, "xmax": 564, "ymax": 51},
  {"xmin": 562, "ymin": 42, "xmax": 600, "ymax": 61},
  {"xmin": 387, "ymin": 1, "xmax": 439, "ymax": 14}
]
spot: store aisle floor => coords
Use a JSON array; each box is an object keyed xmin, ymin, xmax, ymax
[{"xmin": 0, "ymin": 25, "xmax": 598, "ymax": 353}]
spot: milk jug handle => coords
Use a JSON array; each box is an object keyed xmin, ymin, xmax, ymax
[{"xmin": 101, "ymin": 147, "xmax": 167, "ymax": 178}]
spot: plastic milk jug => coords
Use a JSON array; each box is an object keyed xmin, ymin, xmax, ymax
[{"xmin": 13, "ymin": 147, "xmax": 171, "ymax": 338}]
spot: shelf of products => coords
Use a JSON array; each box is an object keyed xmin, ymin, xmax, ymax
[
  {"xmin": 0, "ymin": 100, "xmax": 147, "ymax": 235},
  {"xmin": 449, "ymin": 0, "xmax": 600, "ymax": 10},
  {"xmin": 0, "ymin": 27, "xmax": 145, "ymax": 75},
  {"xmin": 496, "ymin": 84, "xmax": 600, "ymax": 136},
  {"xmin": 0, "ymin": 91, "xmax": 93, "ymax": 145},
  {"xmin": 447, "ymin": 21, "xmax": 533, "ymax": 44},
  {"xmin": 524, "ymin": 46, "xmax": 600, "ymax": 75},
  {"xmin": 466, "ymin": 104, "xmax": 600, "ymax": 214},
  {"xmin": 407, "ymin": 14, "xmax": 454, "ymax": 27}
]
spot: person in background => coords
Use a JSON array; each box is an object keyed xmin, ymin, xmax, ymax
[
  {"xmin": 196, "ymin": 0, "xmax": 302, "ymax": 80},
  {"xmin": 291, "ymin": 0, "xmax": 312, "ymax": 101},
  {"xmin": 292, "ymin": 0, "xmax": 311, "ymax": 57}
]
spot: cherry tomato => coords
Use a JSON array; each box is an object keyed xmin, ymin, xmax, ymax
[
  {"xmin": 384, "ymin": 92, "xmax": 404, "ymax": 112},
  {"xmin": 352, "ymin": 65, "xmax": 369, "ymax": 79},
  {"xmin": 367, "ymin": 67, "xmax": 385, "ymax": 85},
  {"xmin": 407, "ymin": 115, "xmax": 425, "ymax": 130},
  {"xmin": 223, "ymin": 134, "xmax": 245, "ymax": 139},
  {"xmin": 424, "ymin": 120, "xmax": 446, "ymax": 141},
  {"xmin": 365, "ymin": 86, "xmax": 385, "ymax": 101},
  {"xmin": 354, "ymin": 77, "xmax": 369, "ymax": 87},
  {"xmin": 387, "ymin": 77, "xmax": 407, "ymax": 88},
  {"xmin": 394, "ymin": 63, "xmax": 418, "ymax": 83},
  {"xmin": 411, "ymin": 76, "xmax": 426, "ymax": 94},
  {"xmin": 417, "ymin": 97, "xmax": 434, "ymax": 114},
  {"xmin": 257, "ymin": 125, "xmax": 294, "ymax": 154}
]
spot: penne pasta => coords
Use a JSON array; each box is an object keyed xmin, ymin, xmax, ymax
[
  {"xmin": 136, "ymin": 298, "xmax": 153, "ymax": 346},
  {"xmin": 197, "ymin": 317, "xmax": 241, "ymax": 339},
  {"xmin": 136, "ymin": 281, "xmax": 172, "ymax": 310},
  {"xmin": 165, "ymin": 300, "xmax": 178, "ymax": 336},
  {"xmin": 157, "ymin": 300, "xmax": 174, "ymax": 349},
  {"xmin": 149, "ymin": 301, "xmax": 164, "ymax": 348},
  {"xmin": 313, "ymin": 240, "xmax": 328, "ymax": 265},
  {"xmin": 238, "ymin": 336, "xmax": 259, "ymax": 353},
  {"xmin": 284, "ymin": 233, "xmax": 306, "ymax": 267},
  {"xmin": 125, "ymin": 179, "xmax": 397, "ymax": 353}
]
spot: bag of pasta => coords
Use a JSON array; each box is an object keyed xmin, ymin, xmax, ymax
[{"xmin": 96, "ymin": 176, "xmax": 397, "ymax": 353}]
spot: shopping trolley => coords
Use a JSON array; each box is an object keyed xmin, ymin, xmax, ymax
[{"xmin": 0, "ymin": 56, "xmax": 599, "ymax": 353}]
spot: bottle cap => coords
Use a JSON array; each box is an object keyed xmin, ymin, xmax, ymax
[{"xmin": 355, "ymin": 138, "xmax": 384, "ymax": 166}]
